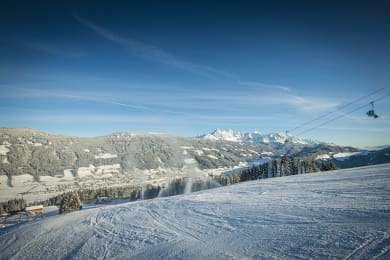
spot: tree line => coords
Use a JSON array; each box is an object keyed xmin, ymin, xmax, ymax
[
  {"xmin": 217, "ymin": 157, "xmax": 336, "ymax": 185},
  {"xmin": 0, "ymin": 157, "xmax": 337, "ymax": 214},
  {"xmin": 218, "ymin": 157, "xmax": 319, "ymax": 185}
]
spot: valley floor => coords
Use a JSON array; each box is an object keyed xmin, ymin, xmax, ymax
[{"xmin": 1, "ymin": 164, "xmax": 389, "ymax": 259}]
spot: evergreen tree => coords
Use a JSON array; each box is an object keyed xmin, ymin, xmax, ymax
[
  {"xmin": 320, "ymin": 159, "xmax": 337, "ymax": 171},
  {"xmin": 320, "ymin": 160, "xmax": 328, "ymax": 171},
  {"xmin": 328, "ymin": 160, "xmax": 337, "ymax": 171},
  {"xmin": 280, "ymin": 156, "xmax": 291, "ymax": 176},
  {"xmin": 59, "ymin": 192, "xmax": 81, "ymax": 214},
  {"xmin": 303, "ymin": 158, "xmax": 318, "ymax": 173},
  {"xmin": 0, "ymin": 198, "xmax": 26, "ymax": 214},
  {"xmin": 271, "ymin": 160, "xmax": 278, "ymax": 177}
]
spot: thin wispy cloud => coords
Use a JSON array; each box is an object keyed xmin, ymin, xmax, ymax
[
  {"xmin": 238, "ymin": 81, "xmax": 291, "ymax": 92},
  {"xmin": 285, "ymin": 94, "xmax": 340, "ymax": 112},
  {"xmin": 3, "ymin": 113, "xmax": 163, "ymax": 124},
  {"xmin": 11, "ymin": 86, "xmax": 339, "ymax": 113},
  {"xmin": 73, "ymin": 14, "xmax": 233, "ymax": 79},
  {"xmin": 27, "ymin": 42, "xmax": 84, "ymax": 58},
  {"xmin": 13, "ymin": 87, "xmax": 152, "ymax": 111},
  {"xmin": 0, "ymin": 108, "xmax": 285, "ymax": 126},
  {"xmin": 152, "ymin": 90, "xmax": 340, "ymax": 112},
  {"xmin": 8, "ymin": 87, "xmax": 199, "ymax": 116},
  {"xmin": 73, "ymin": 14, "xmax": 308, "ymax": 100}
]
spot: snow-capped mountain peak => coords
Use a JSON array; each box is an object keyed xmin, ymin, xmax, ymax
[
  {"xmin": 201, "ymin": 129, "xmax": 244, "ymax": 142},
  {"xmin": 200, "ymin": 129, "xmax": 312, "ymax": 145}
]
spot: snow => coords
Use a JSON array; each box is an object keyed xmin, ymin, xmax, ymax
[
  {"xmin": 3, "ymin": 162, "xmax": 251, "ymax": 204},
  {"xmin": 207, "ymin": 154, "xmax": 218, "ymax": 160},
  {"xmin": 77, "ymin": 164, "xmax": 120, "ymax": 178},
  {"xmin": 0, "ymin": 175, "xmax": 8, "ymax": 188},
  {"xmin": 202, "ymin": 147, "xmax": 219, "ymax": 152},
  {"xmin": 83, "ymin": 149, "xmax": 90, "ymax": 153},
  {"xmin": 1, "ymin": 164, "xmax": 389, "ymax": 259},
  {"xmin": 204, "ymin": 129, "xmax": 243, "ymax": 142},
  {"xmin": 247, "ymin": 157, "xmax": 272, "ymax": 166},
  {"xmin": 0, "ymin": 206, "xmax": 59, "ymax": 229},
  {"xmin": 0, "ymin": 145, "xmax": 9, "ymax": 155},
  {"xmin": 315, "ymin": 154, "xmax": 331, "ymax": 160},
  {"xmin": 0, "ymin": 175, "xmax": 50, "ymax": 203},
  {"xmin": 334, "ymin": 152, "xmax": 365, "ymax": 161},
  {"xmin": 95, "ymin": 164, "xmax": 121, "ymax": 174},
  {"xmin": 180, "ymin": 146, "xmax": 194, "ymax": 150},
  {"xmin": 94, "ymin": 153, "xmax": 118, "ymax": 159},
  {"xmin": 77, "ymin": 165, "xmax": 95, "ymax": 178},
  {"xmin": 0, "ymin": 172, "xmax": 80, "ymax": 203},
  {"xmin": 201, "ymin": 129, "xmax": 315, "ymax": 145},
  {"xmin": 11, "ymin": 174, "xmax": 35, "ymax": 186},
  {"xmin": 194, "ymin": 149, "xmax": 204, "ymax": 155},
  {"xmin": 1, "ymin": 163, "xmax": 124, "ymax": 203},
  {"xmin": 184, "ymin": 158, "xmax": 196, "ymax": 164},
  {"xmin": 63, "ymin": 169, "xmax": 74, "ymax": 180},
  {"xmin": 248, "ymin": 149, "xmax": 260, "ymax": 155},
  {"xmin": 40, "ymin": 176, "xmax": 66, "ymax": 186},
  {"xmin": 2, "ymin": 141, "xmax": 11, "ymax": 146},
  {"xmin": 315, "ymin": 151, "xmax": 370, "ymax": 161}
]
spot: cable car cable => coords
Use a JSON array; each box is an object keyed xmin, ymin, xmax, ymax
[
  {"xmin": 288, "ymin": 83, "xmax": 390, "ymax": 133},
  {"xmin": 295, "ymin": 93, "xmax": 390, "ymax": 136}
]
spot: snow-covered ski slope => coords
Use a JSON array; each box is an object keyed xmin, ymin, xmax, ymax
[{"xmin": 1, "ymin": 164, "xmax": 389, "ymax": 259}]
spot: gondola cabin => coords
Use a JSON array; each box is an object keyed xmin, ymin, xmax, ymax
[{"xmin": 367, "ymin": 101, "xmax": 379, "ymax": 119}]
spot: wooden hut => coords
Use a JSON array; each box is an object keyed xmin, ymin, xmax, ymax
[{"xmin": 25, "ymin": 205, "xmax": 44, "ymax": 215}]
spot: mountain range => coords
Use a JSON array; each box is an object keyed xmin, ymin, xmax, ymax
[
  {"xmin": 0, "ymin": 127, "xmax": 388, "ymax": 203},
  {"xmin": 200, "ymin": 129, "xmax": 316, "ymax": 145}
]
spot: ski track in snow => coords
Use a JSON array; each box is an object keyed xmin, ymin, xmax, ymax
[{"xmin": 0, "ymin": 164, "xmax": 390, "ymax": 259}]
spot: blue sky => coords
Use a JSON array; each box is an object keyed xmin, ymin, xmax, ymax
[{"xmin": 0, "ymin": 0, "xmax": 389, "ymax": 147}]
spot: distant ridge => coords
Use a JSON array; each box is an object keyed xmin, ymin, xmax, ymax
[{"xmin": 199, "ymin": 129, "xmax": 318, "ymax": 145}]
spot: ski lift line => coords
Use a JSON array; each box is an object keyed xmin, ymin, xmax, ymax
[
  {"xmin": 288, "ymin": 83, "xmax": 390, "ymax": 133},
  {"xmin": 296, "ymin": 93, "xmax": 390, "ymax": 136},
  {"xmin": 295, "ymin": 93, "xmax": 390, "ymax": 136},
  {"xmin": 289, "ymin": 84, "xmax": 390, "ymax": 132},
  {"xmin": 373, "ymin": 92, "xmax": 390, "ymax": 103},
  {"xmin": 295, "ymin": 103, "xmax": 368, "ymax": 136}
]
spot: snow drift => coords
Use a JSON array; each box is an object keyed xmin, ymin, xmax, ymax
[{"xmin": 1, "ymin": 164, "xmax": 389, "ymax": 259}]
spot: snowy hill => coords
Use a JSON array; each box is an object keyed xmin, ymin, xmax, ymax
[
  {"xmin": 326, "ymin": 146, "xmax": 390, "ymax": 168},
  {"xmin": 0, "ymin": 127, "xmax": 359, "ymax": 204},
  {"xmin": 201, "ymin": 129, "xmax": 316, "ymax": 145},
  {"xmin": 0, "ymin": 128, "xmax": 265, "ymax": 203},
  {"xmin": 1, "ymin": 164, "xmax": 389, "ymax": 259}
]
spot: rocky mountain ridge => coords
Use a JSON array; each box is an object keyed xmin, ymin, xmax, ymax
[{"xmin": 200, "ymin": 129, "xmax": 318, "ymax": 145}]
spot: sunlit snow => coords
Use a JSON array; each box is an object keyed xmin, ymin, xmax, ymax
[
  {"xmin": 94, "ymin": 153, "xmax": 118, "ymax": 159},
  {"xmin": 1, "ymin": 164, "xmax": 389, "ymax": 259},
  {"xmin": 0, "ymin": 145, "xmax": 9, "ymax": 155}
]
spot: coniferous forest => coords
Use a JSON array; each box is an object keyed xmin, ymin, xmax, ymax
[{"xmin": 0, "ymin": 157, "xmax": 331, "ymax": 214}]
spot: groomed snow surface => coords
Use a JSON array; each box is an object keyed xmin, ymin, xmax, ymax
[{"xmin": 1, "ymin": 164, "xmax": 390, "ymax": 259}]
